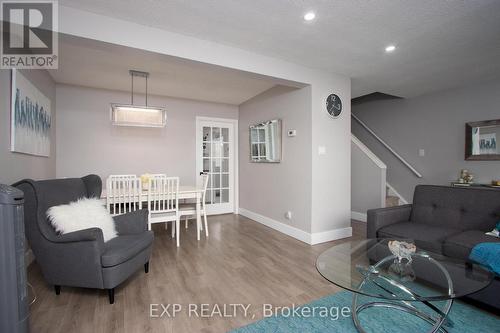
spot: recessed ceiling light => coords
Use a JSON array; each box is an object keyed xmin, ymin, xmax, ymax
[
  {"xmin": 304, "ymin": 12, "xmax": 316, "ymax": 21},
  {"xmin": 385, "ymin": 45, "xmax": 396, "ymax": 53}
]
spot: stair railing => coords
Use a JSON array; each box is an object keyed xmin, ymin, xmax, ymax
[{"xmin": 352, "ymin": 114, "xmax": 423, "ymax": 178}]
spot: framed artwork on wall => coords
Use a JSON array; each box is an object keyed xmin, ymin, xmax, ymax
[
  {"xmin": 465, "ymin": 119, "xmax": 500, "ymax": 160},
  {"xmin": 10, "ymin": 69, "xmax": 52, "ymax": 157}
]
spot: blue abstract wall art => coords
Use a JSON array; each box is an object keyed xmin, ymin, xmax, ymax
[{"xmin": 11, "ymin": 70, "xmax": 51, "ymax": 157}]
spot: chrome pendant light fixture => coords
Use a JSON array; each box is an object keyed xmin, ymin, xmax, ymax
[{"xmin": 110, "ymin": 70, "xmax": 167, "ymax": 127}]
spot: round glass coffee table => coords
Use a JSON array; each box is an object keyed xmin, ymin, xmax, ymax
[{"xmin": 316, "ymin": 239, "xmax": 493, "ymax": 333}]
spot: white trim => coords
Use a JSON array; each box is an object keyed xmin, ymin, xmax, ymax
[
  {"xmin": 381, "ymin": 170, "xmax": 387, "ymax": 208},
  {"xmin": 234, "ymin": 120, "xmax": 239, "ymax": 213},
  {"xmin": 386, "ymin": 182, "xmax": 409, "ymax": 205},
  {"xmin": 351, "ymin": 211, "xmax": 367, "ymax": 222},
  {"xmin": 351, "ymin": 134, "xmax": 387, "ymax": 208},
  {"xmin": 196, "ymin": 116, "xmax": 239, "ymax": 214},
  {"xmin": 239, "ymin": 208, "xmax": 311, "ymax": 244},
  {"xmin": 239, "ymin": 208, "xmax": 353, "ymax": 245},
  {"xmin": 196, "ymin": 116, "xmax": 238, "ymax": 124},
  {"xmin": 351, "ymin": 135, "xmax": 386, "ymax": 169},
  {"xmin": 310, "ymin": 227, "xmax": 352, "ymax": 245}
]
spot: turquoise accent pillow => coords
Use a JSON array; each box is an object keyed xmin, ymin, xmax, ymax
[{"xmin": 469, "ymin": 243, "xmax": 500, "ymax": 275}]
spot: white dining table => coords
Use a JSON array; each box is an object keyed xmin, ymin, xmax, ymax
[{"xmin": 101, "ymin": 185, "xmax": 204, "ymax": 240}]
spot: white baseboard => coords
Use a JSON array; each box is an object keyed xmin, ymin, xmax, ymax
[
  {"xmin": 238, "ymin": 208, "xmax": 311, "ymax": 244},
  {"xmin": 238, "ymin": 208, "xmax": 353, "ymax": 245},
  {"xmin": 351, "ymin": 211, "xmax": 367, "ymax": 222},
  {"xmin": 310, "ymin": 227, "xmax": 352, "ymax": 245}
]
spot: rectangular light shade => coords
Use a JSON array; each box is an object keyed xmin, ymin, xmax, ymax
[{"xmin": 111, "ymin": 104, "xmax": 167, "ymax": 127}]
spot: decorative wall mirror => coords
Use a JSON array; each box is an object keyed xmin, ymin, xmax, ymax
[
  {"xmin": 249, "ymin": 119, "xmax": 282, "ymax": 163},
  {"xmin": 465, "ymin": 119, "xmax": 500, "ymax": 160}
]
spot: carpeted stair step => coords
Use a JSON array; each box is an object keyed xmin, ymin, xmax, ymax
[{"xmin": 385, "ymin": 195, "xmax": 400, "ymax": 207}]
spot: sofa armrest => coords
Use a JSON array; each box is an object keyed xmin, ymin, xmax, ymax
[
  {"xmin": 113, "ymin": 209, "xmax": 149, "ymax": 235},
  {"xmin": 367, "ymin": 204, "xmax": 412, "ymax": 239}
]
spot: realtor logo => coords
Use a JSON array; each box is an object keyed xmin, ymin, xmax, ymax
[{"xmin": 1, "ymin": 0, "xmax": 58, "ymax": 68}]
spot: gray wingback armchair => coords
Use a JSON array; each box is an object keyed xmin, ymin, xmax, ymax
[{"xmin": 14, "ymin": 175, "xmax": 154, "ymax": 304}]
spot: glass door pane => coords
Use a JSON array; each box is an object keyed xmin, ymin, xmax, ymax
[
  {"xmin": 221, "ymin": 128, "xmax": 229, "ymax": 142},
  {"xmin": 203, "ymin": 127, "xmax": 211, "ymax": 142},
  {"xmin": 221, "ymin": 174, "xmax": 229, "ymax": 188},
  {"xmin": 212, "ymin": 127, "xmax": 221, "ymax": 141}
]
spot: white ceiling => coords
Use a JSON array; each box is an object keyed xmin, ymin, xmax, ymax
[
  {"xmin": 59, "ymin": 0, "xmax": 500, "ymax": 98},
  {"xmin": 49, "ymin": 35, "xmax": 278, "ymax": 105}
]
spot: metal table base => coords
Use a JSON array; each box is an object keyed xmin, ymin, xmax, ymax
[{"xmin": 351, "ymin": 253, "xmax": 454, "ymax": 333}]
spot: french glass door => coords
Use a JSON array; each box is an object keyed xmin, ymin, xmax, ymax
[{"xmin": 196, "ymin": 118, "xmax": 235, "ymax": 215}]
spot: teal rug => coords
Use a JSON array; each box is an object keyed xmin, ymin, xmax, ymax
[{"xmin": 231, "ymin": 291, "xmax": 499, "ymax": 333}]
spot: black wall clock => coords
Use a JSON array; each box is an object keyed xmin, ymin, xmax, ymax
[{"xmin": 326, "ymin": 93, "xmax": 342, "ymax": 118}]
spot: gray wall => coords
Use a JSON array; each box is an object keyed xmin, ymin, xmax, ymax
[
  {"xmin": 351, "ymin": 138, "xmax": 386, "ymax": 214},
  {"xmin": 352, "ymin": 79, "xmax": 500, "ymax": 201},
  {"xmin": 0, "ymin": 69, "xmax": 57, "ymax": 184},
  {"xmin": 239, "ymin": 85, "xmax": 312, "ymax": 233},
  {"xmin": 56, "ymin": 84, "xmax": 238, "ymax": 184}
]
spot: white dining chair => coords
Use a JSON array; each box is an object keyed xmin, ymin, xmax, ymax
[
  {"xmin": 147, "ymin": 176, "xmax": 181, "ymax": 247},
  {"xmin": 106, "ymin": 175, "xmax": 142, "ymax": 216},
  {"xmin": 180, "ymin": 173, "xmax": 209, "ymax": 237}
]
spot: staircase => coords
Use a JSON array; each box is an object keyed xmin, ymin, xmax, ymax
[
  {"xmin": 385, "ymin": 184, "xmax": 407, "ymax": 207},
  {"xmin": 351, "ymin": 134, "xmax": 409, "ymax": 221},
  {"xmin": 352, "ymin": 112, "xmax": 420, "ymax": 210},
  {"xmin": 385, "ymin": 195, "xmax": 400, "ymax": 207}
]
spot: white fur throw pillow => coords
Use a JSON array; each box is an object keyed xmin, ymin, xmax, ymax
[{"xmin": 47, "ymin": 198, "xmax": 117, "ymax": 242}]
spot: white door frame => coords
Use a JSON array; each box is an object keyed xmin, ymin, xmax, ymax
[{"xmin": 196, "ymin": 116, "xmax": 239, "ymax": 214}]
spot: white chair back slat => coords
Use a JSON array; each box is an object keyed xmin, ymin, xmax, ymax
[
  {"xmin": 106, "ymin": 175, "xmax": 141, "ymax": 216},
  {"xmin": 200, "ymin": 173, "xmax": 209, "ymax": 207},
  {"xmin": 117, "ymin": 179, "xmax": 121, "ymax": 215},
  {"xmin": 148, "ymin": 175, "xmax": 179, "ymax": 215},
  {"xmin": 126, "ymin": 178, "xmax": 130, "ymax": 212}
]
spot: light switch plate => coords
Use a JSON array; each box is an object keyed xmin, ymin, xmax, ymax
[
  {"xmin": 318, "ymin": 146, "xmax": 326, "ymax": 155},
  {"xmin": 287, "ymin": 129, "xmax": 297, "ymax": 137},
  {"xmin": 419, "ymin": 149, "xmax": 425, "ymax": 157}
]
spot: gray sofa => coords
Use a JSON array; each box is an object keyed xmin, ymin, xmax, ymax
[
  {"xmin": 368, "ymin": 185, "xmax": 500, "ymax": 309},
  {"xmin": 14, "ymin": 175, "xmax": 154, "ymax": 304}
]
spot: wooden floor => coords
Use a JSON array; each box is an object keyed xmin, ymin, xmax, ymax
[{"xmin": 27, "ymin": 215, "xmax": 366, "ymax": 333}]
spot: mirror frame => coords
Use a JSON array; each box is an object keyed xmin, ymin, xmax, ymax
[
  {"xmin": 465, "ymin": 119, "xmax": 500, "ymax": 160},
  {"xmin": 249, "ymin": 119, "xmax": 282, "ymax": 163}
]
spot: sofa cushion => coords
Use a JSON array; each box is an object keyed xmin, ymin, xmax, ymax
[
  {"xmin": 443, "ymin": 230, "xmax": 500, "ymax": 261},
  {"xmin": 101, "ymin": 231, "xmax": 154, "ymax": 267},
  {"xmin": 411, "ymin": 185, "xmax": 500, "ymax": 232},
  {"xmin": 377, "ymin": 221, "xmax": 461, "ymax": 254}
]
